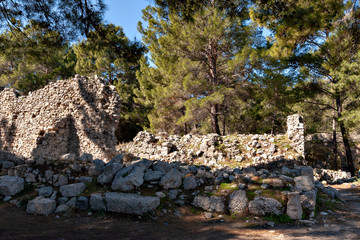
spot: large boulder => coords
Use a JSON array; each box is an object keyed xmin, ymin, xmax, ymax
[
  {"xmin": 105, "ymin": 192, "xmax": 160, "ymax": 215},
  {"xmin": 248, "ymin": 197, "xmax": 283, "ymax": 216},
  {"xmin": 26, "ymin": 196, "xmax": 56, "ymax": 215},
  {"xmin": 192, "ymin": 195, "xmax": 225, "ymax": 213},
  {"xmin": 160, "ymin": 168, "xmax": 183, "ymax": 189},
  {"xmin": 111, "ymin": 166, "xmax": 145, "ymax": 191},
  {"xmin": 0, "ymin": 175, "xmax": 24, "ymax": 196},
  {"xmin": 301, "ymin": 166, "xmax": 314, "ymax": 183},
  {"xmin": 144, "ymin": 169, "xmax": 165, "ymax": 181},
  {"xmin": 59, "ymin": 183, "xmax": 86, "ymax": 197},
  {"xmin": 294, "ymin": 176, "xmax": 314, "ymax": 192},
  {"xmin": 228, "ymin": 190, "xmax": 248, "ymax": 214},
  {"xmin": 88, "ymin": 159, "xmax": 105, "ymax": 177},
  {"xmin": 286, "ymin": 192, "xmax": 303, "ymax": 220},
  {"xmin": 97, "ymin": 163, "xmax": 123, "ymax": 185}
]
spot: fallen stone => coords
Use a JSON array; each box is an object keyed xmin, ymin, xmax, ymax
[
  {"xmin": 183, "ymin": 176, "xmax": 197, "ymax": 190},
  {"xmin": 88, "ymin": 159, "xmax": 105, "ymax": 177},
  {"xmin": 37, "ymin": 186, "xmax": 53, "ymax": 197},
  {"xmin": 294, "ymin": 176, "xmax": 314, "ymax": 192},
  {"xmin": 287, "ymin": 192, "xmax": 303, "ymax": 220},
  {"xmin": 0, "ymin": 175, "xmax": 24, "ymax": 196},
  {"xmin": 78, "ymin": 176, "xmax": 93, "ymax": 183},
  {"xmin": 60, "ymin": 183, "xmax": 86, "ymax": 197},
  {"xmin": 26, "ymin": 196, "xmax": 56, "ymax": 215},
  {"xmin": 144, "ymin": 169, "xmax": 165, "ymax": 181},
  {"xmin": 192, "ymin": 195, "xmax": 225, "ymax": 213},
  {"xmin": 300, "ymin": 190, "xmax": 317, "ymax": 211},
  {"xmin": 53, "ymin": 174, "xmax": 68, "ymax": 187},
  {"xmin": 76, "ymin": 196, "xmax": 89, "ymax": 210},
  {"xmin": 90, "ymin": 193, "xmax": 106, "ymax": 211},
  {"xmin": 248, "ymin": 197, "xmax": 283, "ymax": 216},
  {"xmin": 105, "ymin": 192, "xmax": 160, "ymax": 215},
  {"xmin": 301, "ymin": 166, "xmax": 314, "ymax": 183},
  {"xmin": 228, "ymin": 190, "xmax": 248, "ymax": 214},
  {"xmin": 160, "ymin": 168, "xmax": 182, "ymax": 189},
  {"xmin": 97, "ymin": 163, "xmax": 123, "ymax": 184},
  {"xmin": 60, "ymin": 153, "xmax": 76, "ymax": 162},
  {"xmin": 111, "ymin": 166, "xmax": 145, "ymax": 191},
  {"xmin": 56, "ymin": 204, "xmax": 71, "ymax": 213}
]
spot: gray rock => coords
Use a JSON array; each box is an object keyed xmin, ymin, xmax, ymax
[
  {"xmin": 78, "ymin": 176, "xmax": 93, "ymax": 183},
  {"xmin": 0, "ymin": 175, "xmax": 24, "ymax": 196},
  {"xmin": 238, "ymin": 183, "xmax": 246, "ymax": 190},
  {"xmin": 88, "ymin": 159, "xmax": 105, "ymax": 176},
  {"xmin": 144, "ymin": 169, "xmax": 165, "ymax": 181},
  {"xmin": 301, "ymin": 166, "xmax": 314, "ymax": 183},
  {"xmin": 183, "ymin": 176, "xmax": 197, "ymax": 190},
  {"xmin": 111, "ymin": 166, "xmax": 145, "ymax": 191},
  {"xmin": 160, "ymin": 168, "xmax": 183, "ymax": 189},
  {"xmin": 3, "ymin": 196, "xmax": 12, "ymax": 202},
  {"xmin": 37, "ymin": 186, "xmax": 53, "ymax": 197},
  {"xmin": 228, "ymin": 190, "xmax": 248, "ymax": 214},
  {"xmin": 168, "ymin": 189, "xmax": 179, "ymax": 200},
  {"xmin": 26, "ymin": 196, "xmax": 56, "ymax": 215},
  {"xmin": 2, "ymin": 161, "xmax": 15, "ymax": 169},
  {"xmin": 192, "ymin": 195, "xmax": 225, "ymax": 213},
  {"xmin": 57, "ymin": 197, "xmax": 68, "ymax": 205},
  {"xmin": 300, "ymin": 189, "xmax": 317, "ymax": 211},
  {"xmin": 294, "ymin": 176, "xmax": 314, "ymax": 192},
  {"xmin": 97, "ymin": 163, "xmax": 123, "ymax": 184},
  {"xmin": 25, "ymin": 173, "xmax": 36, "ymax": 183},
  {"xmin": 105, "ymin": 192, "xmax": 160, "ymax": 215},
  {"xmin": 50, "ymin": 190, "xmax": 57, "ymax": 200},
  {"xmin": 44, "ymin": 170, "xmax": 54, "ymax": 183},
  {"xmin": 110, "ymin": 154, "xmax": 124, "ymax": 164},
  {"xmin": 248, "ymin": 197, "xmax": 283, "ymax": 216},
  {"xmin": 155, "ymin": 191, "xmax": 166, "ymax": 198},
  {"xmin": 60, "ymin": 183, "xmax": 86, "ymax": 197},
  {"xmin": 76, "ymin": 196, "xmax": 89, "ymax": 210},
  {"xmin": 56, "ymin": 204, "xmax": 71, "ymax": 213},
  {"xmin": 279, "ymin": 175, "xmax": 294, "ymax": 182},
  {"xmin": 65, "ymin": 197, "xmax": 77, "ymax": 208},
  {"xmin": 53, "ymin": 174, "xmax": 68, "ymax": 187},
  {"xmin": 322, "ymin": 186, "xmax": 339, "ymax": 199},
  {"xmin": 287, "ymin": 192, "xmax": 303, "ymax": 220},
  {"xmin": 90, "ymin": 193, "xmax": 106, "ymax": 211}
]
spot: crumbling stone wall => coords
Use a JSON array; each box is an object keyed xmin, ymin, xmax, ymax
[
  {"xmin": 0, "ymin": 75, "xmax": 121, "ymax": 161},
  {"xmin": 121, "ymin": 114, "xmax": 306, "ymax": 166}
]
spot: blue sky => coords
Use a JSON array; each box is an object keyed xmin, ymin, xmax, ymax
[{"xmin": 105, "ymin": 0, "xmax": 152, "ymax": 41}]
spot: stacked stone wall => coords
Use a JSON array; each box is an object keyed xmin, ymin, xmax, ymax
[{"xmin": 0, "ymin": 75, "xmax": 121, "ymax": 162}]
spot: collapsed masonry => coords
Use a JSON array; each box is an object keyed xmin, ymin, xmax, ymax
[
  {"xmin": 0, "ymin": 75, "xmax": 121, "ymax": 162},
  {"xmin": 121, "ymin": 114, "xmax": 306, "ymax": 167}
]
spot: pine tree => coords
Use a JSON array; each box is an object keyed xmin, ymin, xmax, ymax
[{"xmin": 137, "ymin": 1, "xmax": 257, "ymax": 135}]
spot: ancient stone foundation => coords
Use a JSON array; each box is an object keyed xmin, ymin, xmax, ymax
[{"xmin": 0, "ymin": 75, "xmax": 121, "ymax": 161}]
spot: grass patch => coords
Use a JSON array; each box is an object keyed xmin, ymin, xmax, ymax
[
  {"xmin": 246, "ymin": 190, "xmax": 256, "ymax": 201},
  {"xmin": 83, "ymin": 181, "xmax": 109, "ymax": 196},
  {"xmin": 265, "ymin": 214, "xmax": 292, "ymax": 224},
  {"xmin": 219, "ymin": 183, "xmax": 238, "ymax": 191}
]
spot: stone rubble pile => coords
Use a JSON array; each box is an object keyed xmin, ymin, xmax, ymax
[{"xmin": 0, "ymin": 150, "xmax": 340, "ymax": 220}]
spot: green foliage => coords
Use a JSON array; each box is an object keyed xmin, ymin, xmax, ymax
[
  {"xmin": 265, "ymin": 214, "xmax": 292, "ymax": 224},
  {"xmin": 246, "ymin": 190, "xmax": 256, "ymax": 201},
  {"xmin": 0, "ymin": 21, "xmax": 76, "ymax": 94}
]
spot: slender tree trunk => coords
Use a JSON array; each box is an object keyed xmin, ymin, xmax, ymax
[
  {"xmin": 332, "ymin": 117, "xmax": 338, "ymax": 170},
  {"xmin": 210, "ymin": 103, "xmax": 220, "ymax": 134},
  {"xmin": 222, "ymin": 116, "xmax": 226, "ymax": 136},
  {"xmin": 335, "ymin": 94, "xmax": 355, "ymax": 175}
]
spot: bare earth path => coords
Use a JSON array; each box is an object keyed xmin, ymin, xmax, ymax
[{"xmin": 0, "ymin": 182, "xmax": 359, "ymax": 240}]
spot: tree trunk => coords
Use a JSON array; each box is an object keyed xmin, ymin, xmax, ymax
[
  {"xmin": 339, "ymin": 122, "xmax": 355, "ymax": 176},
  {"xmin": 332, "ymin": 117, "xmax": 338, "ymax": 170},
  {"xmin": 222, "ymin": 116, "xmax": 226, "ymax": 136},
  {"xmin": 335, "ymin": 94, "xmax": 355, "ymax": 176},
  {"xmin": 210, "ymin": 103, "xmax": 220, "ymax": 135}
]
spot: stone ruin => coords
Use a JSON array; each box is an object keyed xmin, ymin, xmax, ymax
[
  {"xmin": 121, "ymin": 114, "xmax": 306, "ymax": 167},
  {"xmin": 0, "ymin": 75, "xmax": 121, "ymax": 162}
]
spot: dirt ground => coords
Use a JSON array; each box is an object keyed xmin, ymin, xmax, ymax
[{"xmin": 0, "ymin": 182, "xmax": 359, "ymax": 240}]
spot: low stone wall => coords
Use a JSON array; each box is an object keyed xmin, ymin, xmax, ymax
[
  {"xmin": 120, "ymin": 114, "xmax": 305, "ymax": 167},
  {"xmin": 0, "ymin": 75, "xmax": 121, "ymax": 162}
]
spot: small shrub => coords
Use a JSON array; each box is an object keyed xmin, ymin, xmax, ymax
[{"xmin": 265, "ymin": 214, "xmax": 292, "ymax": 224}]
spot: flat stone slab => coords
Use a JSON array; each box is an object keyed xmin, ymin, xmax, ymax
[
  {"xmin": 0, "ymin": 175, "xmax": 24, "ymax": 196},
  {"xmin": 105, "ymin": 192, "xmax": 160, "ymax": 215},
  {"xmin": 26, "ymin": 196, "xmax": 56, "ymax": 215},
  {"xmin": 59, "ymin": 183, "xmax": 86, "ymax": 197}
]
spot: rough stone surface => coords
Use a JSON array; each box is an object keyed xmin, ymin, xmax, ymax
[
  {"xmin": 300, "ymin": 190, "xmax": 317, "ymax": 211},
  {"xmin": 56, "ymin": 204, "xmax": 71, "ymax": 213},
  {"xmin": 192, "ymin": 195, "xmax": 225, "ymax": 213},
  {"xmin": 111, "ymin": 166, "xmax": 145, "ymax": 191},
  {"xmin": 294, "ymin": 176, "xmax": 314, "ymax": 192},
  {"xmin": 287, "ymin": 192, "xmax": 303, "ymax": 220},
  {"xmin": 144, "ymin": 169, "xmax": 165, "ymax": 181},
  {"xmin": 228, "ymin": 190, "xmax": 248, "ymax": 214},
  {"xmin": 183, "ymin": 176, "xmax": 197, "ymax": 190},
  {"xmin": 0, "ymin": 175, "xmax": 24, "ymax": 196},
  {"xmin": 59, "ymin": 183, "xmax": 86, "ymax": 197},
  {"xmin": 160, "ymin": 168, "xmax": 183, "ymax": 189},
  {"xmin": 90, "ymin": 193, "xmax": 106, "ymax": 211},
  {"xmin": 105, "ymin": 192, "xmax": 160, "ymax": 215},
  {"xmin": 301, "ymin": 166, "xmax": 314, "ymax": 183},
  {"xmin": 0, "ymin": 77, "xmax": 121, "ymax": 161},
  {"xmin": 37, "ymin": 186, "xmax": 53, "ymax": 197},
  {"xmin": 97, "ymin": 163, "xmax": 123, "ymax": 184},
  {"xmin": 248, "ymin": 197, "xmax": 283, "ymax": 216},
  {"xmin": 26, "ymin": 196, "xmax": 56, "ymax": 215},
  {"xmin": 76, "ymin": 196, "xmax": 89, "ymax": 210}
]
